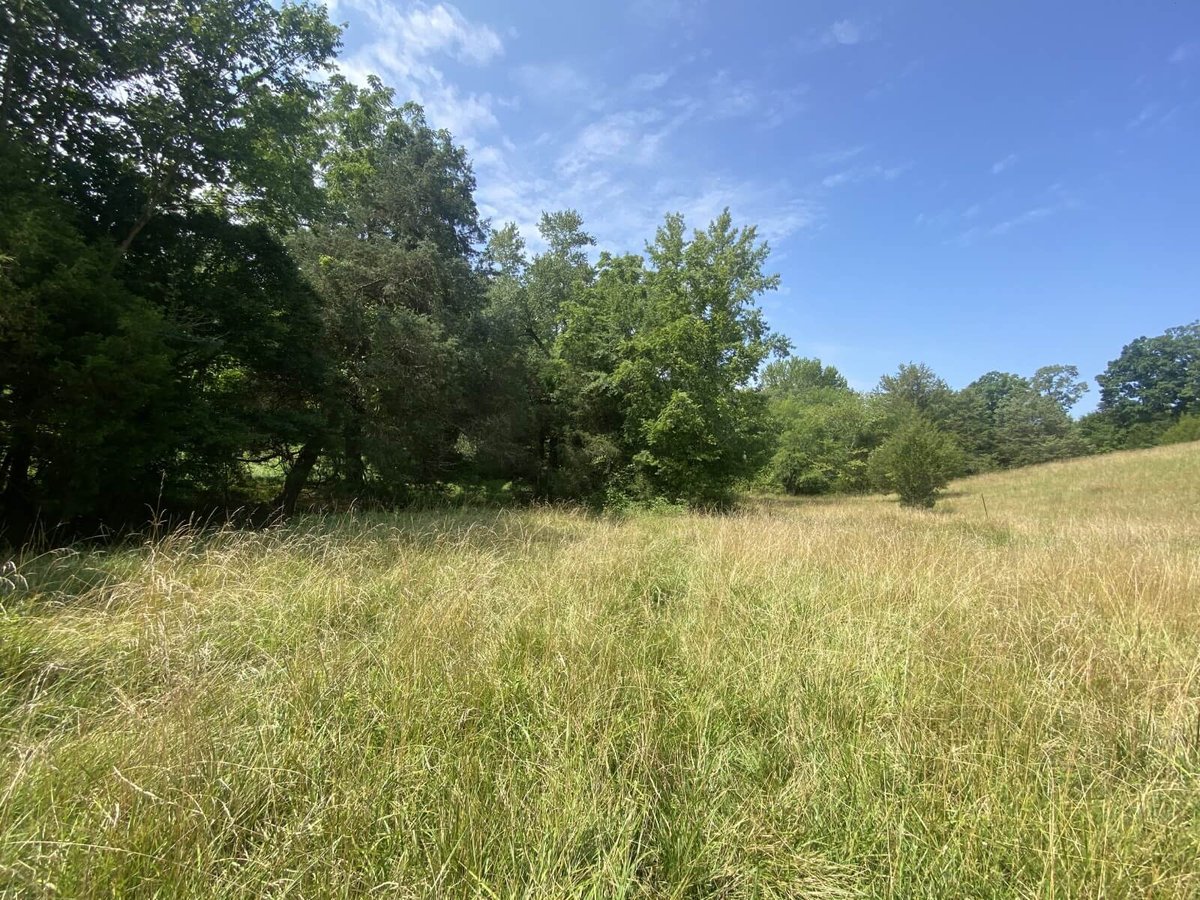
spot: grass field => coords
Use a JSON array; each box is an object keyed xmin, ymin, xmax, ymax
[{"xmin": 2, "ymin": 444, "xmax": 1199, "ymax": 897}]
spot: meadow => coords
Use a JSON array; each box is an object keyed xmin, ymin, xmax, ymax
[{"xmin": 2, "ymin": 443, "xmax": 1198, "ymax": 898}]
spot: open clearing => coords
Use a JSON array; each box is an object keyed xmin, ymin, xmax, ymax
[{"xmin": 2, "ymin": 444, "xmax": 1199, "ymax": 897}]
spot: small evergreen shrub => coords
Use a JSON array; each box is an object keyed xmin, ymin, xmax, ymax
[{"xmin": 869, "ymin": 417, "xmax": 963, "ymax": 508}]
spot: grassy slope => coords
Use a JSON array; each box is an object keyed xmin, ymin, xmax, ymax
[{"xmin": 1, "ymin": 444, "xmax": 1198, "ymax": 897}]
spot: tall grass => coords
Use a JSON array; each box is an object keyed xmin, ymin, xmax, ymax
[{"xmin": 2, "ymin": 443, "xmax": 1199, "ymax": 897}]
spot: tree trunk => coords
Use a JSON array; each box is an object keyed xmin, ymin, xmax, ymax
[
  {"xmin": 276, "ymin": 441, "xmax": 321, "ymax": 517},
  {"xmin": 0, "ymin": 433, "xmax": 34, "ymax": 543},
  {"xmin": 343, "ymin": 427, "xmax": 366, "ymax": 494}
]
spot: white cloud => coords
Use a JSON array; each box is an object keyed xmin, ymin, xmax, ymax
[
  {"xmin": 990, "ymin": 153, "xmax": 1018, "ymax": 175},
  {"xmin": 334, "ymin": 1, "xmax": 505, "ymax": 145},
  {"xmin": 707, "ymin": 71, "xmax": 807, "ymax": 128},
  {"xmin": 556, "ymin": 108, "xmax": 671, "ymax": 178},
  {"xmin": 810, "ymin": 145, "xmax": 867, "ymax": 166},
  {"xmin": 630, "ymin": 70, "xmax": 673, "ymax": 92},
  {"xmin": 367, "ymin": 0, "xmax": 503, "ymax": 65},
  {"xmin": 950, "ymin": 196, "xmax": 1078, "ymax": 245},
  {"xmin": 1169, "ymin": 42, "xmax": 1195, "ymax": 64},
  {"xmin": 1126, "ymin": 101, "xmax": 1181, "ymax": 131},
  {"xmin": 825, "ymin": 19, "xmax": 863, "ymax": 46},
  {"xmin": 513, "ymin": 63, "xmax": 591, "ymax": 101},
  {"xmin": 795, "ymin": 18, "xmax": 878, "ymax": 54},
  {"xmin": 989, "ymin": 204, "xmax": 1062, "ymax": 235},
  {"xmin": 820, "ymin": 162, "xmax": 909, "ymax": 189}
]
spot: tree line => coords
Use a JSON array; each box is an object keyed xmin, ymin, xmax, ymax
[{"xmin": 1, "ymin": 0, "xmax": 1197, "ymax": 541}]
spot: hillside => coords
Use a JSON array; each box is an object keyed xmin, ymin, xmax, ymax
[{"xmin": 2, "ymin": 443, "xmax": 1199, "ymax": 897}]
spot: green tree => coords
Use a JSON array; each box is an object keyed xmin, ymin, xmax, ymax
[
  {"xmin": 1097, "ymin": 321, "xmax": 1200, "ymax": 424},
  {"xmin": 1032, "ymin": 364, "xmax": 1089, "ymax": 413},
  {"xmin": 759, "ymin": 359, "xmax": 880, "ymax": 495},
  {"xmin": 1, "ymin": 0, "xmax": 339, "ymax": 534},
  {"xmin": 868, "ymin": 417, "xmax": 962, "ymax": 508},
  {"xmin": 1160, "ymin": 414, "xmax": 1200, "ymax": 445},
  {"xmin": 762, "ymin": 357, "xmax": 849, "ymax": 400},
  {"xmin": 283, "ymin": 80, "xmax": 486, "ymax": 510},
  {"xmin": 875, "ymin": 362, "xmax": 954, "ymax": 426},
  {"xmin": 557, "ymin": 211, "xmax": 787, "ymax": 506},
  {"xmin": 0, "ymin": 181, "xmax": 175, "ymax": 536}
]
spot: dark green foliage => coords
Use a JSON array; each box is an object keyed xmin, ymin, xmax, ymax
[
  {"xmin": 1, "ymin": 0, "xmax": 1195, "ymax": 537},
  {"xmin": 868, "ymin": 417, "xmax": 963, "ymax": 508},
  {"xmin": 0, "ymin": 0, "xmax": 337, "ymax": 539},
  {"xmin": 0, "ymin": 181, "xmax": 175, "ymax": 531},
  {"xmin": 948, "ymin": 368, "xmax": 1087, "ymax": 471},
  {"xmin": 555, "ymin": 212, "xmax": 787, "ymax": 506},
  {"xmin": 1160, "ymin": 414, "xmax": 1200, "ymax": 445},
  {"xmin": 1098, "ymin": 321, "xmax": 1200, "ymax": 424},
  {"xmin": 875, "ymin": 363, "xmax": 955, "ymax": 426},
  {"xmin": 288, "ymin": 80, "xmax": 486, "ymax": 500},
  {"xmin": 760, "ymin": 359, "xmax": 879, "ymax": 495}
]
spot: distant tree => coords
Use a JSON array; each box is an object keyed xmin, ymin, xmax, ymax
[
  {"xmin": 765, "ymin": 393, "xmax": 879, "ymax": 495},
  {"xmin": 557, "ymin": 211, "xmax": 788, "ymax": 505},
  {"xmin": 992, "ymin": 391, "xmax": 1087, "ymax": 467},
  {"xmin": 762, "ymin": 357, "xmax": 849, "ymax": 400},
  {"xmin": 875, "ymin": 362, "xmax": 954, "ymax": 425},
  {"xmin": 947, "ymin": 371, "xmax": 1030, "ymax": 469},
  {"xmin": 868, "ymin": 417, "xmax": 962, "ymax": 508},
  {"xmin": 1031, "ymin": 364, "xmax": 1089, "ymax": 413},
  {"xmin": 285, "ymin": 79, "xmax": 486, "ymax": 509},
  {"xmin": 1160, "ymin": 414, "xmax": 1200, "ymax": 445},
  {"xmin": 1097, "ymin": 321, "xmax": 1200, "ymax": 424},
  {"xmin": 759, "ymin": 358, "xmax": 880, "ymax": 495},
  {"xmin": 946, "ymin": 368, "xmax": 1086, "ymax": 470}
]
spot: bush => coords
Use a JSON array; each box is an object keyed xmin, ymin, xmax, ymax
[
  {"xmin": 1160, "ymin": 414, "xmax": 1200, "ymax": 445},
  {"xmin": 869, "ymin": 417, "xmax": 963, "ymax": 508}
]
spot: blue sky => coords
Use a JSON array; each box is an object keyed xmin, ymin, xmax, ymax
[{"xmin": 328, "ymin": 0, "xmax": 1199, "ymax": 408}]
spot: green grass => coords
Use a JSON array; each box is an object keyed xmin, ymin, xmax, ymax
[{"xmin": 2, "ymin": 443, "xmax": 1199, "ymax": 897}]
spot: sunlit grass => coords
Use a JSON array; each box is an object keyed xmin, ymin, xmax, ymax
[{"xmin": 2, "ymin": 443, "xmax": 1199, "ymax": 897}]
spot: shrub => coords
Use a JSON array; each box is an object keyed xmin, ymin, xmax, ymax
[
  {"xmin": 1160, "ymin": 414, "xmax": 1200, "ymax": 445},
  {"xmin": 868, "ymin": 417, "xmax": 963, "ymax": 508}
]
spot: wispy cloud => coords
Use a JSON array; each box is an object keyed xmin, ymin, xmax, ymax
[
  {"xmin": 1169, "ymin": 42, "xmax": 1196, "ymax": 64},
  {"xmin": 949, "ymin": 196, "xmax": 1079, "ymax": 246},
  {"xmin": 988, "ymin": 204, "xmax": 1065, "ymax": 235},
  {"xmin": 706, "ymin": 71, "xmax": 807, "ymax": 127},
  {"xmin": 991, "ymin": 153, "xmax": 1018, "ymax": 175},
  {"xmin": 1126, "ymin": 101, "xmax": 1181, "ymax": 131},
  {"xmin": 630, "ymin": 70, "xmax": 673, "ymax": 92},
  {"xmin": 513, "ymin": 62, "xmax": 590, "ymax": 101},
  {"xmin": 821, "ymin": 162, "xmax": 909, "ymax": 189},
  {"xmin": 798, "ymin": 18, "xmax": 879, "ymax": 53},
  {"xmin": 336, "ymin": 1, "xmax": 506, "ymax": 145},
  {"xmin": 824, "ymin": 19, "xmax": 866, "ymax": 46},
  {"xmin": 809, "ymin": 145, "xmax": 867, "ymax": 167}
]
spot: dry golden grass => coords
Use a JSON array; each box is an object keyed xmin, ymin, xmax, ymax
[{"xmin": 2, "ymin": 443, "xmax": 1199, "ymax": 897}]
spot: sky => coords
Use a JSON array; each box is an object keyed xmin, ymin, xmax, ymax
[{"xmin": 327, "ymin": 0, "xmax": 1199, "ymax": 409}]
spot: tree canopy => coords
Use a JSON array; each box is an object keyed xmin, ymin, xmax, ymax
[{"xmin": 0, "ymin": 1, "xmax": 1192, "ymax": 538}]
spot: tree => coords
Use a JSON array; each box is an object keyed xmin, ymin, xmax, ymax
[
  {"xmin": 868, "ymin": 417, "xmax": 962, "ymax": 508},
  {"xmin": 1161, "ymin": 414, "xmax": 1200, "ymax": 445},
  {"xmin": 1, "ymin": 0, "xmax": 340, "ymax": 534},
  {"xmin": 1032, "ymin": 364, "xmax": 1089, "ymax": 413},
  {"xmin": 1097, "ymin": 321, "xmax": 1200, "ymax": 424},
  {"xmin": 1, "ymin": 0, "xmax": 340, "ymax": 249},
  {"xmin": 875, "ymin": 362, "xmax": 954, "ymax": 425},
  {"xmin": 765, "ymin": 392, "xmax": 879, "ymax": 495},
  {"xmin": 556, "ymin": 211, "xmax": 787, "ymax": 506},
  {"xmin": 762, "ymin": 357, "xmax": 849, "ymax": 400},
  {"xmin": 283, "ymin": 81, "xmax": 487, "ymax": 509},
  {"xmin": 0, "ymin": 183, "xmax": 175, "ymax": 536},
  {"xmin": 760, "ymin": 358, "xmax": 880, "ymax": 495}
]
